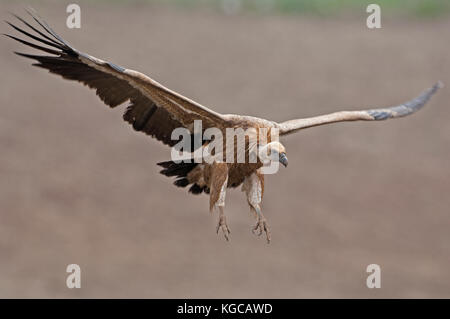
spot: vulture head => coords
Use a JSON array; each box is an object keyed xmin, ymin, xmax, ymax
[{"xmin": 259, "ymin": 141, "xmax": 288, "ymax": 168}]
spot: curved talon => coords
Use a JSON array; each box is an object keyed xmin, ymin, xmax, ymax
[
  {"xmin": 216, "ymin": 216, "xmax": 231, "ymax": 241},
  {"xmin": 252, "ymin": 223, "xmax": 262, "ymax": 236},
  {"xmin": 253, "ymin": 218, "xmax": 271, "ymax": 243}
]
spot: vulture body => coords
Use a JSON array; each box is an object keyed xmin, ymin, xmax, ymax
[{"xmin": 5, "ymin": 10, "xmax": 442, "ymax": 243}]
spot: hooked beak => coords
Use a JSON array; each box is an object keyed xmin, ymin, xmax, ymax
[{"xmin": 279, "ymin": 152, "xmax": 288, "ymax": 167}]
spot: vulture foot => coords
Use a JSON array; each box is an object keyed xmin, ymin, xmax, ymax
[
  {"xmin": 216, "ymin": 213, "xmax": 231, "ymax": 241},
  {"xmin": 253, "ymin": 217, "xmax": 271, "ymax": 243}
]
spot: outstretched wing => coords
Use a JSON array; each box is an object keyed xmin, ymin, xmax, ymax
[
  {"xmin": 277, "ymin": 82, "xmax": 442, "ymax": 136},
  {"xmin": 5, "ymin": 9, "xmax": 230, "ymax": 147}
]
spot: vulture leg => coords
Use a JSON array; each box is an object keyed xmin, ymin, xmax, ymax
[
  {"xmin": 209, "ymin": 163, "xmax": 230, "ymax": 241},
  {"xmin": 243, "ymin": 171, "xmax": 271, "ymax": 243}
]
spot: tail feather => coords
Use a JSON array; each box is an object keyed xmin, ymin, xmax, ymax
[
  {"xmin": 159, "ymin": 162, "xmax": 197, "ymax": 177},
  {"xmin": 189, "ymin": 184, "xmax": 207, "ymax": 194},
  {"xmin": 157, "ymin": 160, "xmax": 208, "ymax": 195},
  {"xmin": 174, "ymin": 178, "xmax": 189, "ymax": 187}
]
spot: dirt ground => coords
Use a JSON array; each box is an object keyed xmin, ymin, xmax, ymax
[{"xmin": 1, "ymin": 1, "xmax": 449, "ymax": 298}]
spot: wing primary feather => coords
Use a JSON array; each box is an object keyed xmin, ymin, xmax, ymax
[
  {"xmin": 10, "ymin": 13, "xmax": 62, "ymax": 46},
  {"xmin": 13, "ymin": 52, "xmax": 75, "ymax": 63},
  {"xmin": 5, "ymin": 21, "xmax": 63, "ymax": 50},
  {"xmin": 25, "ymin": 8, "xmax": 72, "ymax": 48},
  {"xmin": 4, "ymin": 34, "xmax": 61, "ymax": 55}
]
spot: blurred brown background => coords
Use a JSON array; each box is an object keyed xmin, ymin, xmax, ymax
[{"xmin": 1, "ymin": 0, "xmax": 449, "ymax": 298}]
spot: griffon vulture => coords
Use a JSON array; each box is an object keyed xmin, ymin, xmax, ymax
[{"xmin": 5, "ymin": 10, "xmax": 442, "ymax": 243}]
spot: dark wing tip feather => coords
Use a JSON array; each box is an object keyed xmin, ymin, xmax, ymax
[
  {"xmin": 403, "ymin": 81, "xmax": 442, "ymax": 110},
  {"xmin": 367, "ymin": 82, "xmax": 442, "ymax": 121},
  {"xmin": 10, "ymin": 12, "xmax": 62, "ymax": 46},
  {"xmin": 5, "ymin": 19, "xmax": 64, "ymax": 50},
  {"xmin": 5, "ymin": 9, "xmax": 80, "ymax": 60},
  {"xmin": 4, "ymin": 33, "xmax": 61, "ymax": 55},
  {"xmin": 24, "ymin": 7, "xmax": 71, "ymax": 47}
]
